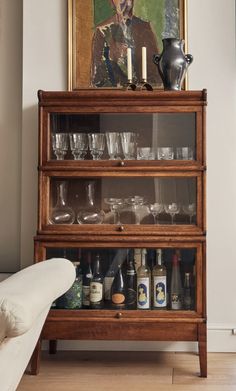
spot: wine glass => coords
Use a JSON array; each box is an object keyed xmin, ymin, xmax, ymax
[
  {"xmin": 120, "ymin": 132, "xmax": 137, "ymax": 160},
  {"xmin": 125, "ymin": 196, "xmax": 145, "ymax": 224},
  {"xmin": 88, "ymin": 133, "xmax": 105, "ymax": 160},
  {"xmin": 182, "ymin": 203, "xmax": 196, "ymax": 224},
  {"xmin": 105, "ymin": 132, "xmax": 120, "ymax": 160},
  {"xmin": 164, "ymin": 203, "xmax": 180, "ymax": 224},
  {"xmin": 149, "ymin": 203, "xmax": 163, "ymax": 224},
  {"xmin": 104, "ymin": 197, "xmax": 123, "ymax": 224},
  {"xmin": 69, "ymin": 133, "xmax": 88, "ymax": 160},
  {"xmin": 52, "ymin": 133, "xmax": 68, "ymax": 160}
]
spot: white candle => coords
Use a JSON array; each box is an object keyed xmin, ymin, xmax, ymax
[
  {"xmin": 127, "ymin": 48, "xmax": 132, "ymax": 81},
  {"xmin": 142, "ymin": 46, "xmax": 147, "ymax": 81}
]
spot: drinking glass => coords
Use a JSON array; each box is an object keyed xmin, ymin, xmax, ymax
[
  {"xmin": 125, "ymin": 196, "xmax": 145, "ymax": 224},
  {"xmin": 149, "ymin": 203, "xmax": 163, "ymax": 224},
  {"xmin": 88, "ymin": 133, "xmax": 105, "ymax": 160},
  {"xmin": 137, "ymin": 147, "xmax": 155, "ymax": 160},
  {"xmin": 120, "ymin": 132, "xmax": 137, "ymax": 160},
  {"xmin": 52, "ymin": 133, "xmax": 68, "ymax": 160},
  {"xmin": 157, "ymin": 147, "xmax": 174, "ymax": 160},
  {"xmin": 104, "ymin": 197, "xmax": 123, "ymax": 224},
  {"xmin": 69, "ymin": 133, "xmax": 88, "ymax": 160},
  {"xmin": 176, "ymin": 147, "xmax": 194, "ymax": 160},
  {"xmin": 164, "ymin": 203, "xmax": 180, "ymax": 224},
  {"xmin": 182, "ymin": 203, "xmax": 196, "ymax": 224},
  {"xmin": 105, "ymin": 132, "xmax": 120, "ymax": 160}
]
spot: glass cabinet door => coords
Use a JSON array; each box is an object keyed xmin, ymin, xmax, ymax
[
  {"xmin": 44, "ymin": 245, "xmax": 202, "ymax": 314},
  {"xmin": 46, "ymin": 112, "xmax": 200, "ymax": 165},
  {"xmin": 40, "ymin": 174, "xmax": 203, "ymax": 233}
]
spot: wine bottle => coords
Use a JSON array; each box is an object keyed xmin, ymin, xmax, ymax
[
  {"xmin": 137, "ymin": 249, "xmax": 151, "ymax": 309},
  {"xmin": 170, "ymin": 252, "xmax": 182, "ymax": 310},
  {"xmin": 90, "ymin": 253, "xmax": 104, "ymax": 309},
  {"xmin": 152, "ymin": 249, "xmax": 167, "ymax": 309},
  {"xmin": 183, "ymin": 272, "xmax": 192, "ymax": 310},
  {"xmin": 104, "ymin": 254, "xmax": 115, "ymax": 302},
  {"xmin": 126, "ymin": 249, "xmax": 137, "ymax": 309},
  {"xmin": 111, "ymin": 264, "xmax": 126, "ymax": 309},
  {"xmin": 56, "ymin": 260, "xmax": 83, "ymax": 309},
  {"xmin": 82, "ymin": 252, "xmax": 93, "ymax": 308}
]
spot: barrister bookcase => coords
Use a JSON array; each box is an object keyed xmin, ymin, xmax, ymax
[{"xmin": 33, "ymin": 89, "xmax": 207, "ymax": 376}]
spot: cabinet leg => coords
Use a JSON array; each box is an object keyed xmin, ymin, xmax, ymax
[
  {"xmin": 30, "ymin": 338, "xmax": 41, "ymax": 375},
  {"xmin": 198, "ymin": 323, "xmax": 207, "ymax": 377},
  {"xmin": 49, "ymin": 339, "xmax": 57, "ymax": 354}
]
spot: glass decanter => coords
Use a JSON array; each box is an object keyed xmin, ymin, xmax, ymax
[
  {"xmin": 77, "ymin": 181, "xmax": 104, "ymax": 224},
  {"xmin": 50, "ymin": 181, "xmax": 75, "ymax": 224}
]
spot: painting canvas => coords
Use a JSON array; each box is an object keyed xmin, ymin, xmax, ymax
[{"xmin": 68, "ymin": 0, "xmax": 186, "ymax": 90}]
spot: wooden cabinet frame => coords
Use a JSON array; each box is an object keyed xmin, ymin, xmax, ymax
[{"xmin": 33, "ymin": 89, "xmax": 207, "ymax": 377}]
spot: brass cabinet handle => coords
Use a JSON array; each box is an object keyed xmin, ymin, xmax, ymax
[
  {"xmin": 118, "ymin": 225, "xmax": 124, "ymax": 232},
  {"xmin": 116, "ymin": 312, "xmax": 122, "ymax": 319},
  {"xmin": 120, "ymin": 161, "xmax": 125, "ymax": 167}
]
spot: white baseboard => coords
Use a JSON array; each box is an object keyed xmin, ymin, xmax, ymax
[{"xmin": 42, "ymin": 324, "xmax": 236, "ymax": 353}]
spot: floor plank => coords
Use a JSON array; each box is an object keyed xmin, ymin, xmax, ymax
[{"xmin": 17, "ymin": 352, "xmax": 236, "ymax": 391}]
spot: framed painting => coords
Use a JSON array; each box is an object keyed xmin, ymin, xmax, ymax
[{"xmin": 68, "ymin": 0, "xmax": 187, "ymax": 90}]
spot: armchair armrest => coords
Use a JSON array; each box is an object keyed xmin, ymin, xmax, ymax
[{"xmin": 0, "ymin": 258, "xmax": 75, "ymax": 342}]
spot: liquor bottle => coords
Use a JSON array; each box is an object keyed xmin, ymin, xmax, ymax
[
  {"xmin": 152, "ymin": 249, "xmax": 167, "ymax": 309},
  {"xmin": 126, "ymin": 249, "xmax": 137, "ymax": 309},
  {"xmin": 137, "ymin": 249, "xmax": 151, "ymax": 309},
  {"xmin": 104, "ymin": 254, "xmax": 115, "ymax": 302},
  {"xmin": 134, "ymin": 248, "xmax": 142, "ymax": 271},
  {"xmin": 170, "ymin": 252, "xmax": 182, "ymax": 310},
  {"xmin": 56, "ymin": 260, "xmax": 83, "ymax": 309},
  {"xmin": 111, "ymin": 264, "xmax": 126, "ymax": 309},
  {"xmin": 90, "ymin": 253, "xmax": 104, "ymax": 309},
  {"xmin": 82, "ymin": 252, "xmax": 93, "ymax": 308},
  {"xmin": 183, "ymin": 272, "xmax": 192, "ymax": 310}
]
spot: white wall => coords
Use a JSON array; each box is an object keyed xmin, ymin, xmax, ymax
[
  {"xmin": 0, "ymin": 0, "xmax": 22, "ymax": 272},
  {"xmin": 1, "ymin": 0, "xmax": 236, "ymax": 351}
]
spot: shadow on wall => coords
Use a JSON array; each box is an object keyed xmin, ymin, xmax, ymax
[{"xmin": 21, "ymin": 103, "xmax": 39, "ymax": 269}]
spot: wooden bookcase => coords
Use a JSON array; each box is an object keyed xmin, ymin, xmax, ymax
[{"xmin": 33, "ymin": 89, "xmax": 207, "ymax": 376}]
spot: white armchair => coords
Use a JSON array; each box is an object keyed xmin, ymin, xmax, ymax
[{"xmin": 0, "ymin": 258, "xmax": 75, "ymax": 391}]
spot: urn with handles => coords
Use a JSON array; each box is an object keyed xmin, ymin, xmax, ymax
[{"xmin": 153, "ymin": 38, "xmax": 193, "ymax": 91}]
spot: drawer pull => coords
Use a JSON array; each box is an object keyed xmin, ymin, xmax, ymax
[
  {"xmin": 118, "ymin": 225, "xmax": 125, "ymax": 232},
  {"xmin": 120, "ymin": 161, "xmax": 125, "ymax": 167},
  {"xmin": 116, "ymin": 312, "xmax": 123, "ymax": 319}
]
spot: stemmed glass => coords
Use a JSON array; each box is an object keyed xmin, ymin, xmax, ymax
[
  {"xmin": 52, "ymin": 133, "xmax": 68, "ymax": 160},
  {"xmin": 149, "ymin": 203, "xmax": 163, "ymax": 224},
  {"xmin": 88, "ymin": 133, "xmax": 105, "ymax": 160},
  {"xmin": 69, "ymin": 133, "xmax": 88, "ymax": 160},
  {"xmin": 164, "ymin": 203, "xmax": 180, "ymax": 224},
  {"xmin": 120, "ymin": 132, "xmax": 137, "ymax": 160},
  {"xmin": 105, "ymin": 132, "xmax": 120, "ymax": 160},
  {"xmin": 125, "ymin": 196, "xmax": 145, "ymax": 225},
  {"xmin": 104, "ymin": 197, "xmax": 123, "ymax": 224},
  {"xmin": 182, "ymin": 203, "xmax": 196, "ymax": 224}
]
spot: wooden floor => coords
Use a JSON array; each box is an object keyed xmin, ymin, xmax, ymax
[{"xmin": 18, "ymin": 351, "xmax": 236, "ymax": 391}]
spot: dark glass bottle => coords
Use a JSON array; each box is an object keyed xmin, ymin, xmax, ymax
[
  {"xmin": 126, "ymin": 250, "xmax": 137, "ymax": 309},
  {"xmin": 82, "ymin": 252, "xmax": 93, "ymax": 308},
  {"xmin": 90, "ymin": 253, "xmax": 104, "ymax": 309},
  {"xmin": 104, "ymin": 254, "xmax": 115, "ymax": 302},
  {"xmin": 183, "ymin": 272, "xmax": 192, "ymax": 310},
  {"xmin": 111, "ymin": 264, "xmax": 126, "ymax": 309},
  {"xmin": 56, "ymin": 261, "xmax": 83, "ymax": 309}
]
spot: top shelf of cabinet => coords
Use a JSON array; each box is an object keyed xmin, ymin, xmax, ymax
[{"xmin": 38, "ymin": 89, "xmax": 207, "ymax": 170}]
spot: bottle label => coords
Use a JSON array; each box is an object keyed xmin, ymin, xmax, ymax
[
  {"xmin": 153, "ymin": 276, "xmax": 166, "ymax": 308},
  {"xmin": 90, "ymin": 282, "xmax": 103, "ymax": 303},
  {"xmin": 104, "ymin": 276, "xmax": 114, "ymax": 300},
  {"xmin": 171, "ymin": 293, "xmax": 182, "ymax": 310},
  {"xmin": 112, "ymin": 293, "xmax": 125, "ymax": 305},
  {"xmin": 137, "ymin": 278, "xmax": 150, "ymax": 309},
  {"xmin": 82, "ymin": 285, "xmax": 90, "ymax": 306}
]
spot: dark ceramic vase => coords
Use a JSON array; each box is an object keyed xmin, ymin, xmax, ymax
[{"xmin": 153, "ymin": 38, "xmax": 193, "ymax": 91}]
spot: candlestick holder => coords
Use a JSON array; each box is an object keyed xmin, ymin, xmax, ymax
[
  {"xmin": 137, "ymin": 79, "xmax": 153, "ymax": 91},
  {"xmin": 124, "ymin": 79, "xmax": 137, "ymax": 91}
]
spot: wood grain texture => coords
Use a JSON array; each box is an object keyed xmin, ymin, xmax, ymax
[{"xmin": 19, "ymin": 352, "xmax": 235, "ymax": 391}]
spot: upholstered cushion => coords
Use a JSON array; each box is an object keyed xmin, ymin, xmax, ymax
[{"xmin": 0, "ymin": 258, "xmax": 75, "ymax": 342}]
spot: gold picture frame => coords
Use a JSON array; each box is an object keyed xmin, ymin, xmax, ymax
[{"xmin": 68, "ymin": 0, "xmax": 188, "ymax": 90}]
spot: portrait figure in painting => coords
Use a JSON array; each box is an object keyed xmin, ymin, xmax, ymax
[{"xmin": 91, "ymin": 0, "xmax": 162, "ymax": 87}]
